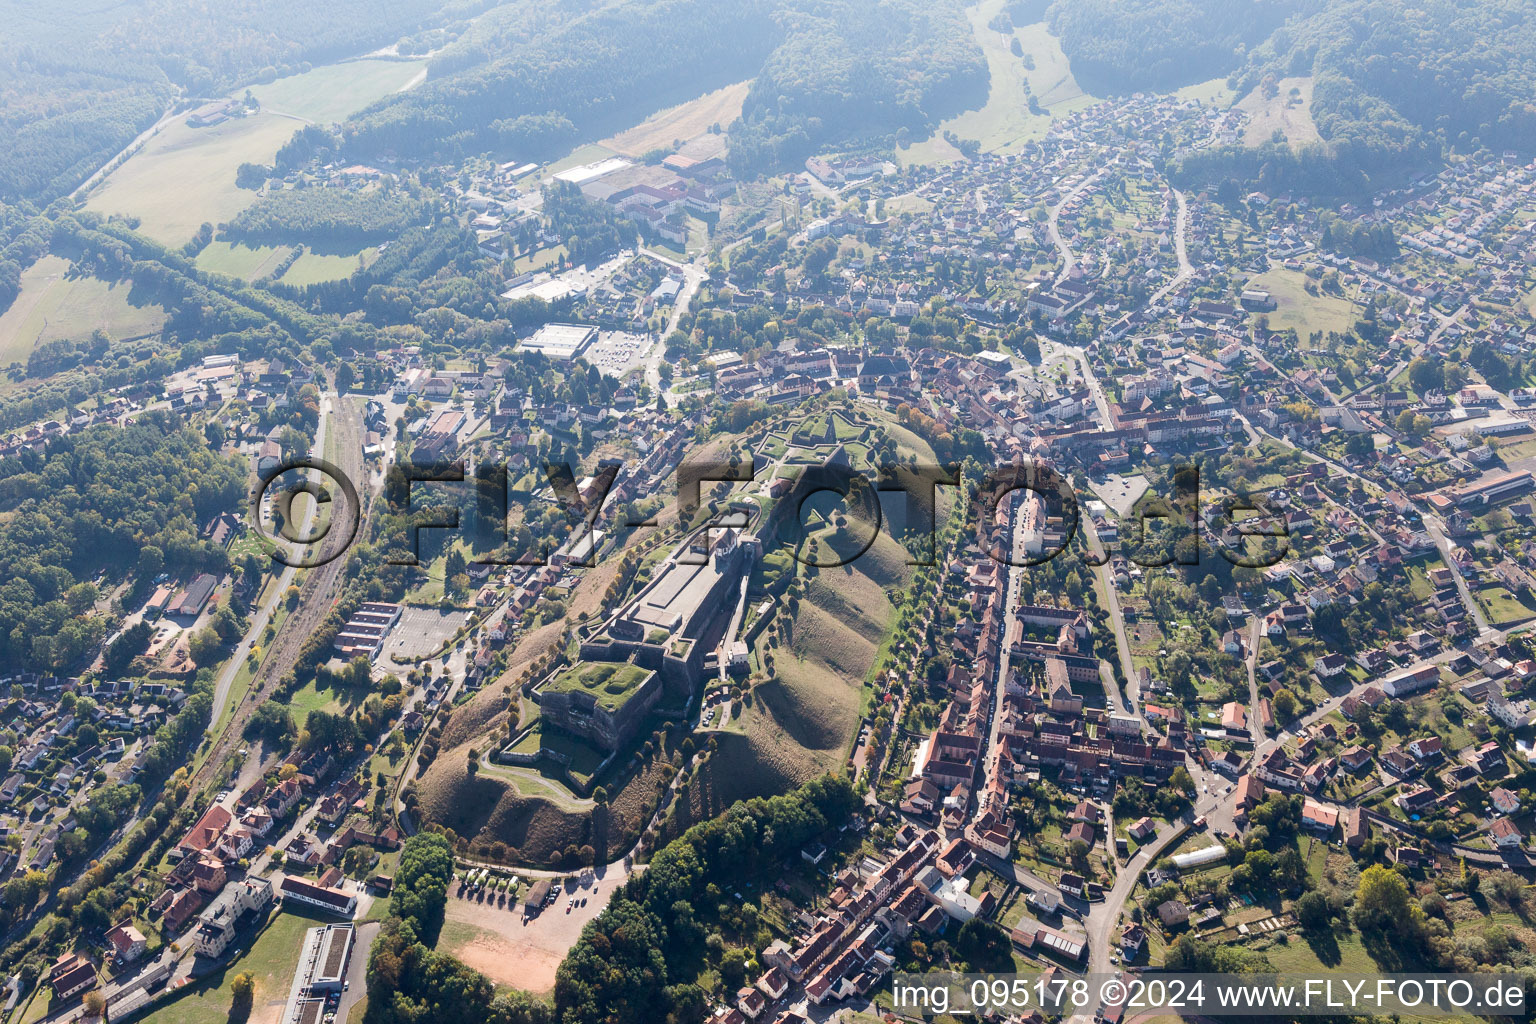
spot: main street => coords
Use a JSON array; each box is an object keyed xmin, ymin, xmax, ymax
[{"xmin": 640, "ymin": 248, "xmax": 707, "ymax": 394}]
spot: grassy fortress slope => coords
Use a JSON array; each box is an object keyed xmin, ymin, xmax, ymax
[{"xmin": 412, "ymin": 406, "xmax": 931, "ymax": 864}]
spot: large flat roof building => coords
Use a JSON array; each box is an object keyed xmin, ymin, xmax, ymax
[{"xmin": 518, "ymin": 323, "xmax": 598, "ymax": 361}]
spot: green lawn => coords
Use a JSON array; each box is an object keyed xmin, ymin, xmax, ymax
[
  {"xmin": 1245, "ymin": 267, "xmax": 1359, "ymax": 338},
  {"xmin": 279, "ymin": 248, "xmax": 373, "ymax": 286},
  {"xmin": 1475, "ymin": 582, "xmax": 1536, "ymax": 627},
  {"xmin": 543, "ymin": 661, "xmax": 652, "ymax": 711},
  {"xmin": 195, "ymin": 241, "xmax": 292, "ymax": 281}
]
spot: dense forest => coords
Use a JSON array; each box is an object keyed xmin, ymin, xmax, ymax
[
  {"xmin": 542, "ymin": 181, "xmax": 635, "ymax": 266},
  {"xmin": 728, "ymin": 0, "xmax": 987, "ymax": 175},
  {"xmin": 0, "ymin": 0, "xmax": 473, "ymax": 201},
  {"xmin": 1045, "ymin": 0, "xmax": 1302, "ymax": 94},
  {"xmin": 343, "ymin": 0, "xmax": 781, "ymax": 165},
  {"xmin": 0, "ymin": 412, "xmax": 245, "ymax": 672},
  {"xmin": 341, "ymin": 0, "xmax": 983, "ymax": 177},
  {"xmin": 223, "ymin": 186, "xmax": 432, "ymax": 247}
]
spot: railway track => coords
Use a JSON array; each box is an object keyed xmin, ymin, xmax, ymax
[{"xmin": 190, "ymin": 394, "xmax": 368, "ymax": 792}]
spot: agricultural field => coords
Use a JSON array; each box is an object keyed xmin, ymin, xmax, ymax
[
  {"xmin": 1236, "ymin": 76, "xmax": 1320, "ymax": 151},
  {"xmin": 195, "ymin": 240, "xmax": 293, "ymax": 281},
  {"xmin": 0, "ymin": 255, "xmax": 166, "ymax": 363},
  {"xmin": 84, "ymin": 59, "xmax": 430, "ymax": 246},
  {"xmin": 278, "ymin": 247, "xmax": 374, "ymax": 285},
  {"xmin": 248, "ymin": 58, "xmax": 428, "ymax": 125},
  {"xmin": 1245, "ymin": 266, "xmax": 1360, "ymax": 338},
  {"xmin": 601, "ymin": 80, "xmax": 750, "ymax": 157},
  {"xmin": 83, "ymin": 113, "xmax": 299, "ymax": 245}
]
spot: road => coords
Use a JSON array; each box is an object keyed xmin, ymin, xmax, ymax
[
  {"xmin": 1423, "ymin": 514, "xmax": 1492, "ymax": 635},
  {"xmin": 1048, "ymin": 170, "xmax": 1105, "ymax": 286},
  {"xmin": 1146, "ymin": 188, "xmax": 1192, "ymax": 307},
  {"xmin": 982, "ymin": 494, "xmax": 1026, "ymax": 801},
  {"xmin": 1246, "ymin": 615, "xmax": 1263, "ymax": 739},
  {"xmin": 641, "ymin": 251, "xmax": 707, "ymax": 393},
  {"xmin": 1080, "ymin": 518, "xmax": 1133, "ymax": 713}
]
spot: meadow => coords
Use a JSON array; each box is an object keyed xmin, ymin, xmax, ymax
[
  {"xmin": 0, "ymin": 254, "xmax": 166, "ymax": 363},
  {"xmin": 900, "ymin": 0, "xmax": 1096, "ymax": 164}
]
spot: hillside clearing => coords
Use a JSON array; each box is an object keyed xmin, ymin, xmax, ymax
[
  {"xmin": 85, "ymin": 60, "xmax": 430, "ymax": 246},
  {"xmin": 1237, "ymin": 75, "xmax": 1320, "ymax": 151},
  {"xmin": 248, "ymin": 59, "xmax": 428, "ymax": 125},
  {"xmin": 83, "ymin": 112, "xmax": 298, "ymax": 245},
  {"xmin": 901, "ymin": 0, "xmax": 1094, "ymax": 164},
  {"xmin": 0, "ymin": 255, "xmax": 166, "ymax": 363},
  {"xmin": 602, "ymin": 80, "xmax": 751, "ymax": 157}
]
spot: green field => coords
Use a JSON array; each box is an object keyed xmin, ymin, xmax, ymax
[
  {"xmin": 1246, "ymin": 267, "xmax": 1359, "ymax": 337},
  {"xmin": 1476, "ymin": 583, "xmax": 1536, "ymax": 627},
  {"xmin": 0, "ymin": 255, "xmax": 166, "ymax": 363},
  {"xmin": 249, "ymin": 58, "xmax": 427, "ymax": 125},
  {"xmin": 901, "ymin": 0, "xmax": 1094, "ymax": 164},
  {"xmin": 1175, "ymin": 77, "xmax": 1236, "ymax": 106},
  {"xmin": 279, "ymin": 248, "xmax": 373, "ymax": 285},
  {"xmin": 507, "ymin": 722, "xmax": 608, "ymax": 781},
  {"xmin": 544, "ymin": 661, "xmax": 652, "ymax": 711},
  {"xmin": 195, "ymin": 240, "xmax": 293, "ymax": 280},
  {"xmin": 84, "ymin": 113, "xmax": 300, "ymax": 245}
]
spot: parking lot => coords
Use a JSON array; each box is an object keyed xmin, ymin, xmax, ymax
[
  {"xmin": 586, "ymin": 330, "xmax": 651, "ymax": 377},
  {"xmin": 387, "ymin": 605, "xmax": 470, "ymax": 660}
]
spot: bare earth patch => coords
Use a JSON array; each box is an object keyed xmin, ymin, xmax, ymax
[{"xmin": 441, "ymin": 873, "xmax": 625, "ymax": 993}]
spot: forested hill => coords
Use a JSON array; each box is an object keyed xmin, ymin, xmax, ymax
[
  {"xmin": 342, "ymin": 0, "xmax": 783, "ymax": 164},
  {"xmin": 0, "ymin": 0, "xmax": 462, "ymax": 202},
  {"xmin": 1046, "ymin": 0, "xmax": 1301, "ymax": 95},
  {"xmin": 728, "ymin": 0, "xmax": 987, "ymax": 175},
  {"xmin": 1049, "ymin": 0, "xmax": 1536, "ymax": 193},
  {"xmin": 340, "ymin": 0, "xmax": 985, "ymax": 175}
]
